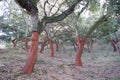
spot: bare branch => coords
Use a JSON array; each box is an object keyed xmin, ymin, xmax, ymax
[
  {"xmin": 77, "ymin": 1, "xmax": 89, "ymax": 18},
  {"xmin": 43, "ymin": 0, "xmax": 48, "ymax": 16},
  {"xmin": 42, "ymin": 0, "xmax": 83, "ymax": 23},
  {"xmin": 48, "ymin": 0, "xmax": 58, "ymax": 16},
  {"xmin": 51, "ymin": 1, "xmax": 66, "ymax": 17}
]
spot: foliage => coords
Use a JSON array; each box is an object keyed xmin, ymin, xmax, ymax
[
  {"xmin": 107, "ymin": 0, "xmax": 120, "ymax": 16},
  {"xmin": 88, "ymin": 0, "xmax": 100, "ymax": 13},
  {"xmin": 0, "ymin": 0, "xmax": 120, "ymax": 46},
  {"xmin": 0, "ymin": 0, "xmax": 31, "ymax": 42},
  {"xmin": 85, "ymin": 14, "xmax": 108, "ymax": 38},
  {"xmin": 95, "ymin": 16, "xmax": 120, "ymax": 41}
]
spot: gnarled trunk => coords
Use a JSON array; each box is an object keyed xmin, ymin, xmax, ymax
[{"xmin": 22, "ymin": 32, "xmax": 40, "ymax": 73}]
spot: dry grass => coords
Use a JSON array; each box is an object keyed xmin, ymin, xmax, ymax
[{"xmin": 0, "ymin": 47, "xmax": 120, "ymax": 80}]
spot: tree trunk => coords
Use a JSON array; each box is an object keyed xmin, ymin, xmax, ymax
[
  {"xmin": 70, "ymin": 39, "xmax": 77, "ymax": 51},
  {"xmin": 75, "ymin": 43, "xmax": 84, "ymax": 66},
  {"xmin": 40, "ymin": 37, "xmax": 47, "ymax": 53},
  {"xmin": 49, "ymin": 39, "xmax": 54, "ymax": 57},
  {"xmin": 24, "ymin": 36, "xmax": 28, "ymax": 51},
  {"xmin": 22, "ymin": 32, "xmax": 40, "ymax": 74},
  {"xmin": 12, "ymin": 39, "xmax": 17, "ymax": 48},
  {"xmin": 75, "ymin": 36, "xmax": 87, "ymax": 66},
  {"xmin": 87, "ymin": 39, "xmax": 93, "ymax": 53},
  {"xmin": 73, "ymin": 43, "xmax": 77, "ymax": 51},
  {"xmin": 14, "ymin": 0, "xmax": 83, "ymax": 74},
  {"xmin": 110, "ymin": 40, "xmax": 117, "ymax": 52},
  {"xmin": 77, "ymin": 35, "xmax": 81, "ymax": 48},
  {"xmin": 56, "ymin": 42, "xmax": 59, "ymax": 52}
]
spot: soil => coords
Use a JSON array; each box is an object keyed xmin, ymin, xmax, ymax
[{"xmin": 0, "ymin": 47, "xmax": 120, "ymax": 80}]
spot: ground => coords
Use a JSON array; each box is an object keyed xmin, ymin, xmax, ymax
[{"xmin": 0, "ymin": 45, "xmax": 120, "ymax": 80}]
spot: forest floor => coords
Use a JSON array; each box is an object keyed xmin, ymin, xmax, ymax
[{"xmin": 0, "ymin": 45, "xmax": 120, "ymax": 80}]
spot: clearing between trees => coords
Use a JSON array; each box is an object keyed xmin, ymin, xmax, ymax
[{"xmin": 0, "ymin": 46, "xmax": 120, "ymax": 80}]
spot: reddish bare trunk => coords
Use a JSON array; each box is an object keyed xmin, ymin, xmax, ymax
[
  {"xmin": 40, "ymin": 38, "xmax": 47, "ymax": 53},
  {"xmin": 22, "ymin": 32, "xmax": 40, "ymax": 74},
  {"xmin": 49, "ymin": 39, "xmax": 54, "ymax": 57},
  {"xmin": 75, "ymin": 43, "xmax": 84, "ymax": 66},
  {"xmin": 24, "ymin": 36, "xmax": 28, "ymax": 51},
  {"xmin": 75, "ymin": 36, "xmax": 87, "ymax": 66}
]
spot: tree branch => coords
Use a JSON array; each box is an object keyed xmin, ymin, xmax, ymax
[
  {"xmin": 85, "ymin": 15, "xmax": 109, "ymax": 38},
  {"xmin": 77, "ymin": 1, "xmax": 89, "ymax": 18},
  {"xmin": 14, "ymin": 0, "xmax": 38, "ymax": 14},
  {"xmin": 42, "ymin": 0, "xmax": 83, "ymax": 23},
  {"xmin": 43, "ymin": 0, "xmax": 48, "ymax": 16},
  {"xmin": 51, "ymin": 1, "xmax": 66, "ymax": 17},
  {"xmin": 48, "ymin": 0, "xmax": 58, "ymax": 16}
]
